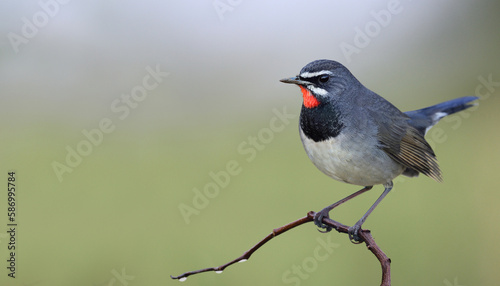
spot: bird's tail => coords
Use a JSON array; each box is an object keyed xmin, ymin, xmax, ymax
[{"xmin": 405, "ymin": 96, "xmax": 478, "ymax": 134}]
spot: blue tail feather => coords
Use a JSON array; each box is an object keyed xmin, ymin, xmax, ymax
[{"xmin": 405, "ymin": 96, "xmax": 478, "ymax": 134}]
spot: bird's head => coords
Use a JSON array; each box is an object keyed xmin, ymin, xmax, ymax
[{"xmin": 280, "ymin": 60, "xmax": 354, "ymax": 109}]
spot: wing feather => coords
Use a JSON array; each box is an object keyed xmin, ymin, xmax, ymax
[{"xmin": 379, "ymin": 123, "xmax": 442, "ymax": 182}]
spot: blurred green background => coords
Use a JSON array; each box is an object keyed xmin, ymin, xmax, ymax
[{"xmin": 1, "ymin": 1, "xmax": 499, "ymax": 285}]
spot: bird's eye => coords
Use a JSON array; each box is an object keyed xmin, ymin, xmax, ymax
[{"xmin": 318, "ymin": 75, "xmax": 329, "ymax": 83}]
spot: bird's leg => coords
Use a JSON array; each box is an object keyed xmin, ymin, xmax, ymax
[
  {"xmin": 314, "ymin": 186, "xmax": 373, "ymax": 233},
  {"xmin": 348, "ymin": 181, "xmax": 393, "ymax": 243}
]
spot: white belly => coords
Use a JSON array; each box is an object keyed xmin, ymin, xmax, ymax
[{"xmin": 299, "ymin": 128, "xmax": 404, "ymax": 186}]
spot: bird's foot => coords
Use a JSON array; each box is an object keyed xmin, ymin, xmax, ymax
[
  {"xmin": 348, "ymin": 224, "xmax": 363, "ymax": 244},
  {"xmin": 313, "ymin": 208, "xmax": 333, "ymax": 233}
]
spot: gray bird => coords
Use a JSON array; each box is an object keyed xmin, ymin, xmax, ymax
[{"xmin": 280, "ymin": 59, "xmax": 477, "ymax": 242}]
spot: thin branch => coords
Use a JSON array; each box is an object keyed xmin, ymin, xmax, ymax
[{"xmin": 171, "ymin": 211, "xmax": 391, "ymax": 286}]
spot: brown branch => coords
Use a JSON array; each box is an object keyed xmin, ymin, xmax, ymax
[{"xmin": 170, "ymin": 211, "xmax": 391, "ymax": 286}]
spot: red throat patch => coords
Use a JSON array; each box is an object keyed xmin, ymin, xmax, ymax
[{"xmin": 299, "ymin": 86, "xmax": 320, "ymax": 108}]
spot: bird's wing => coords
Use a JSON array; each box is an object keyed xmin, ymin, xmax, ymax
[{"xmin": 369, "ymin": 107, "xmax": 442, "ymax": 182}]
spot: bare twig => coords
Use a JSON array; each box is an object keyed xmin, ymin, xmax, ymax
[{"xmin": 171, "ymin": 211, "xmax": 391, "ymax": 286}]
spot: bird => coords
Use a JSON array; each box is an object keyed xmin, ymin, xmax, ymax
[{"xmin": 280, "ymin": 59, "xmax": 478, "ymax": 243}]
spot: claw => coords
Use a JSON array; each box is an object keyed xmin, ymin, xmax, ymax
[
  {"xmin": 348, "ymin": 225, "xmax": 363, "ymax": 244},
  {"xmin": 317, "ymin": 227, "xmax": 332, "ymax": 233},
  {"xmin": 312, "ymin": 186, "xmax": 374, "ymax": 237},
  {"xmin": 313, "ymin": 210, "xmax": 333, "ymax": 233}
]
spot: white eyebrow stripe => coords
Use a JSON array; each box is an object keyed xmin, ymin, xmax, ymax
[
  {"xmin": 300, "ymin": 70, "xmax": 333, "ymax": 78},
  {"xmin": 308, "ymin": 86, "xmax": 328, "ymax": 95}
]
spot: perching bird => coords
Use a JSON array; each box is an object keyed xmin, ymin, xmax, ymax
[{"xmin": 280, "ymin": 59, "xmax": 477, "ymax": 242}]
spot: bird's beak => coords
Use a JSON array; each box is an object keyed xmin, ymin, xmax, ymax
[{"xmin": 280, "ymin": 76, "xmax": 309, "ymax": 86}]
